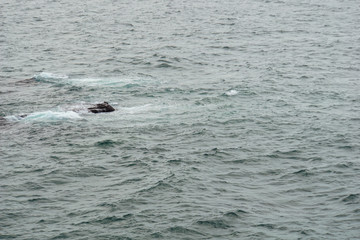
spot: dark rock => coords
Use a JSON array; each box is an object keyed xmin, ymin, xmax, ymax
[{"xmin": 87, "ymin": 102, "xmax": 115, "ymax": 113}]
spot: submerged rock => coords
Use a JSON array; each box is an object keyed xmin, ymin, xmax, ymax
[{"xmin": 15, "ymin": 77, "xmax": 37, "ymax": 85}]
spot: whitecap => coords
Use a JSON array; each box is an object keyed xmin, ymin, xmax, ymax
[{"xmin": 225, "ymin": 90, "xmax": 238, "ymax": 96}]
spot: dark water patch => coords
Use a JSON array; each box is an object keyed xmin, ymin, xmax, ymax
[
  {"xmin": 110, "ymin": 178, "xmax": 142, "ymax": 187},
  {"xmin": 337, "ymin": 145, "xmax": 354, "ymax": 150},
  {"xmin": 268, "ymin": 149, "xmax": 304, "ymax": 160},
  {"xmin": 224, "ymin": 212, "xmax": 239, "ymax": 218},
  {"xmin": 261, "ymin": 168, "xmax": 284, "ymax": 176},
  {"xmin": 224, "ymin": 209, "xmax": 248, "ymax": 218},
  {"xmin": 149, "ymin": 146, "xmax": 170, "ymax": 153},
  {"xmin": 66, "ymin": 86, "xmax": 83, "ymax": 92},
  {"xmin": 256, "ymin": 223, "xmax": 277, "ymax": 230},
  {"xmin": 94, "ymin": 235, "xmax": 133, "ymax": 240},
  {"xmin": 51, "ymin": 233, "xmax": 71, "ymax": 239},
  {"xmin": 285, "ymin": 187, "xmax": 312, "ymax": 193},
  {"xmin": 14, "ymin": 77, "xmax": 40, "ymax": 85},
  {"xmin": 167, "ymin": 158, "xmax": 182, "ymax": 165},
  {"xmin": 43, "ymin": 177, "xmax": 72, "ymax": 185},
  {"xmin": 97, "ymin": 202, "xmax": 118, "ymax": 210},
  {"xmin": 156, "ymin": 63, "xmax": 173, "ymax": 68},
  {"xmin": 196, "ymin": 219, "xmax": 231, "ymax": 229},
  {"xmin": 342, "ymin": 194, "xmax": 360, "ymax": 204},
  {"xmin": 149, "ymin": 232, "xmax": 163, "ymax": 238},
  {"xmin": 27, "ymin": 197, "xmax": 52, "ymax": 203},
  {"xmin": 190, "ymin": 128, "xmax": 209, "ymax": 136},
  {"xmin": 121, "ymin": 83, "xmax": 142, "ymax": 89},
  {"xmin": 214, "ymin": 118, "xmax": 251, "ymax": 125},
  {"xmin": 227, "ymin": 157, "xmax": 260, "ymax": 165},
  {"xmin": 203, "ymin": 148, "xmax": 232, "ymax": 158},
  {"xmin": 95, "ymin": 139, "xmax": 122, "ymax": 148},
  {"xmin": 0, "ymin": 90, "xmax": 16, "ymax": 94},
  {"xmin": 50, "ymin": 155, "xmax": 62, "ymax": 160},
  {"xmin": 334, "ymin": 213, "xmax": 348, "ymax": 218},
  {"xmin": 0, "ymin": 234, "xmax": 18, "ymax": 239},
  {"xmin": 335, "ymin": 162, "xmax": 354, "ymax": 168},
  {"xmin": 308, "ymin": 157, "xmax": 323, "ymax": 162},
  {"xmin": 109, "ymin": 197, "xmax": 150, "ymax": 210},
  {"xmin": 65, "ymin": 166, "xmax": 109, "ymax": 178},
  {"xmin": 133, "ymin": 92, "xmax": 157, "ymax": 98},
  {"xmin": 290, "ymin": 229, "xmax": 317, "ymax": 237},
  {"xmin": 292, "ymin": 169, "xmax": 314, "ymax": 177},
  {"xmin": 279, "ymin": 168, "xmax": 316, "ymax": 179},
  {"xmin": 66, "ymin": 209, "xmax": 99, "ymax": 218},
  {"xmin": 122, "ymin": 159, "xmax": 149, "ymax": 168},
  {"xmin": 137, "ymin": 180, "xmax": 182, "ymax": 195},
  {"xmin": 165, "ymin": 226, "xmax": 205, "ymax": 237},
  {"xmin": 50, "ymin": 230, "xmax": 100, "ymax": 240},
  {"xmin": 94, "ymin": 214, "xmax": 133, "ymax": 224}
]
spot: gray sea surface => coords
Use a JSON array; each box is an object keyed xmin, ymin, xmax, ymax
[{"xmin": 1, "ymin": 0, "xmax": 360, "ymax": 239}]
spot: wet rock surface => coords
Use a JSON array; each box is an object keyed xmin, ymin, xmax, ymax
[{"xmin": 87, "ymin": 102, "xmax": 115, "ymax": 113}]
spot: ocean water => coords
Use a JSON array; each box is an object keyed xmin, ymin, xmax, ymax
[{"xmin": 1, "ymin": 0, "xmax": 359, "ymax": 239}]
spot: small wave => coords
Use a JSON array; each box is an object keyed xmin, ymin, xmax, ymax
[
  {"xmin": 166, "ymin": 226, "xmax": 205, "ymax": 236},
  {"xmin": 95, "ymin": 215, "xmax": 133, "ymax": 224}
]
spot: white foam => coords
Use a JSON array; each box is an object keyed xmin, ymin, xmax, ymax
[
  {"xmin": 4, "ymin": 115, "xmax": 25, "ymax": 122},
  {"xmin": 58, "ymin": 103, "xmax": 89, "ymax": 114},
  {"xmin": 30, "ymin": 111, "xmax": 82, "ymax": 121},
  {"xmin": 6, "ymin": 111, "xmax": 82, "ymax": 122},
  {"xmin": 32, "ymin": 72, "xmax": 158, "ymax": 87},
  {"xmin": 118, "ymin": 104, "xmax": 153, "ymax": 114},
  {"xmin": 225, "ymin": 90, "xmax": 239, "ymax": 96},
  {"xmin": 69, "ymin": 76, "xmax": 152, "ymax": 87},
  {"xmin": 34, "ymin": 72, "xmax": 69, "ymax": 80}
]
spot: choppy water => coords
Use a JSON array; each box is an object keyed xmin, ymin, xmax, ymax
[{"xmin": 1, "ymin": 0, "xmax": 360, "ymax": 239}]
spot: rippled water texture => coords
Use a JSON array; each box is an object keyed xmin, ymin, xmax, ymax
[{"xmin": 1, "ymin": 0, "xmax": 359, "ymax": 239}]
